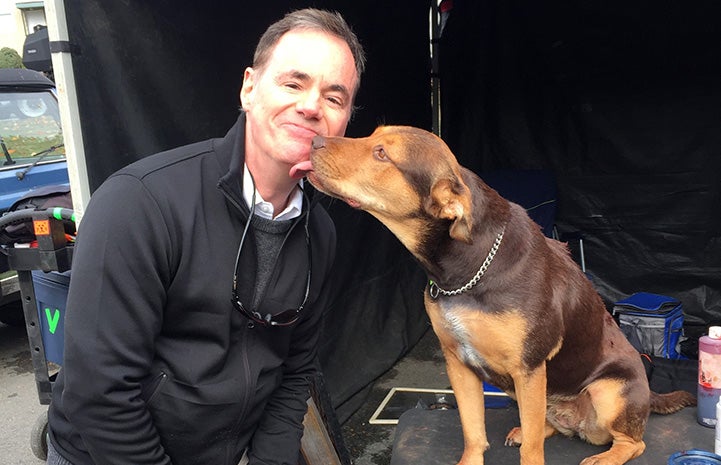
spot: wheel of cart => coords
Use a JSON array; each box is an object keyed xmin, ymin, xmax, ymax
[{"xmin": 0, "ymin": 207, "xmax": 75, "ymax": 460}]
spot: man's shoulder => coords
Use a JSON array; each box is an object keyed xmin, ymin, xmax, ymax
[{"xmin": 116, "ymin": 139, "xmax": 217, "ymax": 181}]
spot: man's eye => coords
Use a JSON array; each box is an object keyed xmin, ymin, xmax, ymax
[
  {"xmin": 373, "ymin": 146, "xmax": 388, "ymax": 161},
  {"xmin": 326, "ymin": 96, "xmax": 344, "ymax": 107}
]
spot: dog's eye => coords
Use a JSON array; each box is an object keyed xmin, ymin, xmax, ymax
[{"xmin": 373, "ymin": 146, "xmax": 389, "ymax": 161}]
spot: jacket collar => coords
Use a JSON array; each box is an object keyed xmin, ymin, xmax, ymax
[{"xmin": 216, "ymin": 112, "xmax": 248, "ymax": 208}]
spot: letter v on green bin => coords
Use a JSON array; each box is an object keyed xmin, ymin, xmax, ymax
[{"xmin": 45, "ymin": 307, "xmax": 60, "ymax": 334}]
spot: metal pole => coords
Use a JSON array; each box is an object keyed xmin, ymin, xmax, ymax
[
  {"xmin": 430, "ymin": 0, "xmax": 441, "ymax": 137},
  {"xmin": 45, "ymin": 0, "xmax": 92, "ymax": 223}
]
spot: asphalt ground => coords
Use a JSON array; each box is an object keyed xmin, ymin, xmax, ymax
[
  {"xmin": 0, "ymin": 318, "xmax": 47, "ymax": 465},
  {"xmin": 341, "ymin": 326, "xmax": 451, "ymax": 465}
]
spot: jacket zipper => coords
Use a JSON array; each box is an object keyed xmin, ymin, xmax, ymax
[
  {"xmin": 145, "ymin": 371, "xmax": 168, "ymax": 405},
  {"xmin": 219, "ymin": 183, "xmax": 268, "ymax": 464},
  {"xmin": 225, "ymin": 326, "xmax": 252, "ymax": 465}
]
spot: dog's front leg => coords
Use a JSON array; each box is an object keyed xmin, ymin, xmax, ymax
[
  {"xmin": 443, "ymin": 348, "xmax": 489, "ymax": 465},
  {"xmin": 512, "ymin": 363, "xmax": 548, "ymax": 465}
]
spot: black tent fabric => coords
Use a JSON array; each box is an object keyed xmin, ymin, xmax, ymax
[
  {"xmin": 439, "ymin": 0, "xmax": 721, "ymax": 345},
  {"xmin": 61, "ymin": 0, "xmax": 721, "ymax": 421}
]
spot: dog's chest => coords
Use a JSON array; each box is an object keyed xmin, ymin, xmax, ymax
[{"xmin": 425, "ymin": 296, "xmax": 527, "ymax": 376}]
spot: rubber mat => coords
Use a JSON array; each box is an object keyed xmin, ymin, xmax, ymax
[{"xmin": 391, "ymin": 403, "xmax": 712, "ymax": 465}]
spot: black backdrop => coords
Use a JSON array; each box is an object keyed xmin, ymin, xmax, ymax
[
  {"xmin": 439, "ymin": 0, "xmax": 721, "ymax": 347},
  {"xmin": 62, "ymin": 0, "xmax": 720, "ymax": 420}
]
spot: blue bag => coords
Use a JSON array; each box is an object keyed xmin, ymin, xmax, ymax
[{"xmin": 612, "ymin": 292, "xmax": 686, "ymax": 359}]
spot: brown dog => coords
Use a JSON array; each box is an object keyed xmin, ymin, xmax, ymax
[{"xmin": 308, "ymin": 126, "xmax": 695, "ymax": 465}]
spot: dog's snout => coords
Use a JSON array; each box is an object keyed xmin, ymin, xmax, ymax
[{"xmin": 312, "ymin": 135, "xmax": 326, "ymax": 150}]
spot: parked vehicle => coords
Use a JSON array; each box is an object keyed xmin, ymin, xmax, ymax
[{"xmin": 0, "ymin": 68, "xmax": 69, "ymax": 325}]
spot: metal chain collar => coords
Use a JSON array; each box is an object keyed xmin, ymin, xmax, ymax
[{"xmin": 428, "ymin": 225, "xmax": 506, "ymax": 299}]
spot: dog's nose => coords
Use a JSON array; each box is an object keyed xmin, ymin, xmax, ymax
[{"xmin": 312, "ymin": 135, "xmax": 326, "ymax": 149}]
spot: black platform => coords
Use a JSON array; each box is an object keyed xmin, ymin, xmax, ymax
[{"xmin": 391, "ymin": 405, "xmax": 713, "ymax": 465}]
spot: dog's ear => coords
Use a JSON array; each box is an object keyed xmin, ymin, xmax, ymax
[{"xmin": 425, "ymin": 178, "xmax": 473, "ymax": 243}]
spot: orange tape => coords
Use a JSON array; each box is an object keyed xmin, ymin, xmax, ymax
[{"xmin": 33, "ymin": 219, "xmax": 51, "ymax": 236}]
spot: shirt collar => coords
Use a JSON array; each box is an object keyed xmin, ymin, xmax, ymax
[{"xmin": 242, "ymin": 164, "xmax": 304, "ymax": 221}]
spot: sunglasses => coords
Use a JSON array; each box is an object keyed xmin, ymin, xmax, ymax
[{"xmin": 231, "ymin": 187, "xmax": 312, "ymax": 327}]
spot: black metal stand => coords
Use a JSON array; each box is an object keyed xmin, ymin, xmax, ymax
[{"xmin": 0, "ymin": 211, "xmax": 73, "ymax": 405}]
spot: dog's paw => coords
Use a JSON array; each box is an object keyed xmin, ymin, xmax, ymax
[
  {"xmin": 504, "ymin": 427, "xmax": 522, "ymax": 447},
  {"xmin": 457, "ymin": 449, "xmax": 487, "ymax": 465},
  {"xmin": 579, "ymin": 454, "xmax": 618, "ymax": 465}
]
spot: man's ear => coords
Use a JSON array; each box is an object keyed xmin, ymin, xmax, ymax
[
  {"xmin": 424, "ymin": 178, "xmax": 473, "ymax": 244},
  {"xmin": 239, "ymin": 67, "xmax": 255, "ymax": 110}
]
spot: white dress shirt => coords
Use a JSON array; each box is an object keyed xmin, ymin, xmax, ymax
[{"xmin": 242, "ymin": 165, "xmax": 303, "ymax": 221}]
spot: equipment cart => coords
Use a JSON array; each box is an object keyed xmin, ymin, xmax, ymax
[{"xmin": 0, "ymin": 207, "xmax": 75, "ymax": 460}]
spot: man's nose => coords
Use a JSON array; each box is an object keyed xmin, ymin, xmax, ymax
[{"xmin": 296, "ymin": 90, "xmax": 322, "ymax": 118}]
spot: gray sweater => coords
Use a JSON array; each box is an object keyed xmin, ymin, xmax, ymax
[{"xmin": 251, "ymin": 214, "xmax": 293, "ymax": 308}]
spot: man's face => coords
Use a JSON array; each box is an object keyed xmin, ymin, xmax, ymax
[{"xmin": 240, "ymin": 29, "xmax": 358, "ymax": 178}]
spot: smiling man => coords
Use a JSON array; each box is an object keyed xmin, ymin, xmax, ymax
[
  {"xmin": 46, "ymin": 9, "xmax": 365, "ymax": 465},
  {"xmin": 242, "ymin": 28, "xmax": 360, "ymax": 202}
]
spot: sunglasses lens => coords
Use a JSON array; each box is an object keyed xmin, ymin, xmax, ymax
[
  {"xmin": 270, "ymin": 309, "xmax": 300, "ymax": 326},
  {"xmin": 233, "ymin": 299, "xmax": 300, "ymax": 327}
]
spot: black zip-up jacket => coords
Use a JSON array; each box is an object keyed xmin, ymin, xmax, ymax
[{"xmin": 47, "ymin": 113, "xmax": 336, "ymax": 465}]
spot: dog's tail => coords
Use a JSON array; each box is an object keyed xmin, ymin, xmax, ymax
[{"xmin": 650, "ymin": 390, "xmax": 697, "ymax": 414}]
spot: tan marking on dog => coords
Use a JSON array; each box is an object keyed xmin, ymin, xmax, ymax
[
  {"xmin": 444, "ymin": 347, "xmax": 490, "ymax": 464},
  {"xmin": 425, "ymin": 296, "xmax": 490, "ymax": 464},
  {"xmin": 546, "ymin": 338, "xmax": 563, "ymax": 362},
  {"xmin": 426, "ymin": 296, "xmax": 552, "ymax": 464},
  {"xmin": 309, "ymin": 131, "xmax": 437, "ymax": 253},
  {"xmin": 366, "ymin": 214, "xmax": 425, "ymax": 254},
  {"xmin": 570, "ymin": 379, "xmax": 645, "ymax": 465},
  {"xmin": 516, "ymin": 365, "xmax": 548, "ymax": 465},
  {"xmin": 583, "ymin": 379, "xmax": 625, "ymax": 442},
  {"xmin": 506, "ymin": 421, "xmax": 559, "ymax": 445},
  {"xmin": 428, "ymin": 299, "xmax": 529, "ymax": 377},
  {"xmin": 426, "ymin": 177, "xmax": 474, "ymax": 243}
]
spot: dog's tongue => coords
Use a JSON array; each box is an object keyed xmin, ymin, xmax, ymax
[{"xmin": 289, "ymin": 160, "xmax": 314, "ymax": 179}]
